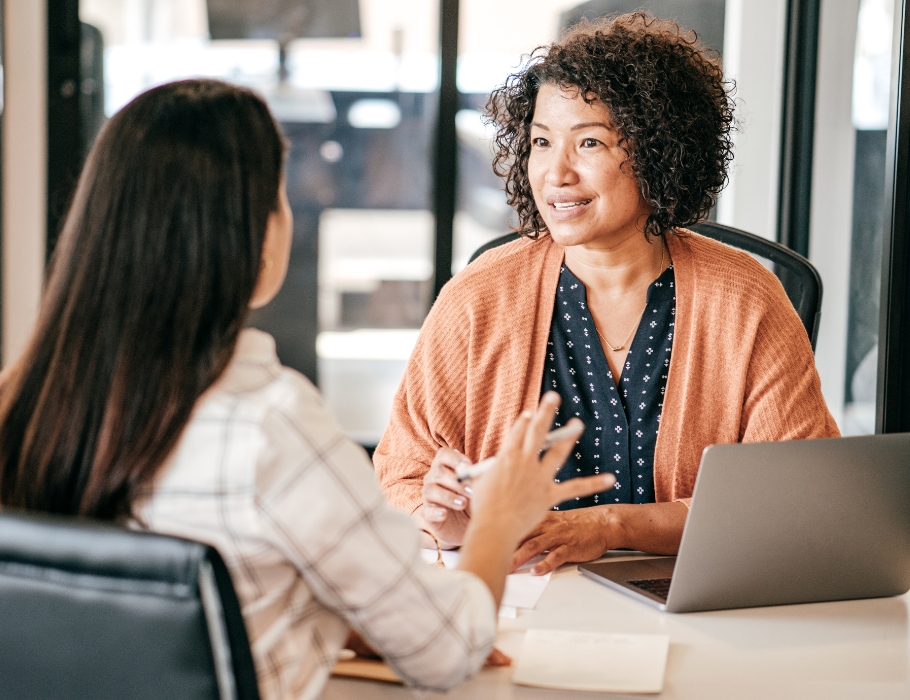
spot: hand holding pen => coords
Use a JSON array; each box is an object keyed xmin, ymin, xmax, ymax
[
  {"xmin": 418, "ymin": 447, "xmax": 476, "ymax": 549},
  {"xmin": 455, "ymin": 422, "xmax": 585, "ymax": 483},
  {"xmin": 417, "ymin": 399, "xmax": 585, "ymax": 549}
]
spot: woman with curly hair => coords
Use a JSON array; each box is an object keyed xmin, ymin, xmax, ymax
[{"xmin": 375, "ymin": 13, "xmax": 838, "ymax": 575}]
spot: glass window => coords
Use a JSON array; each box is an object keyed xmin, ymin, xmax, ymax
[
  {"xmin": 79, "ymin": 0, "xmax": 440, "ymax": 447},
  {"xmin": 810, "ymin": 0, "xmax": 894, "ymax": 435},
  {"xmin": 843, "ymin": 0, "xmax": 893, "ymax": 433}
]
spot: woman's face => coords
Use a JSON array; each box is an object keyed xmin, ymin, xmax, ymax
[{"xmin": 528, "ymin": 83, "xmax": 652, "ymax": 248}]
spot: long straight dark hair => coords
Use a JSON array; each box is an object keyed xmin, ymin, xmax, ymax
[{"xmin": 0, "ymin": 79, "xmax": 285, "ymax": 520}]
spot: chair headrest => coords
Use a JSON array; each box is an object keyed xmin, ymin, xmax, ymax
[{"xmin": 0, "ymin": 510, "xmax": 207, "ymax": 586}]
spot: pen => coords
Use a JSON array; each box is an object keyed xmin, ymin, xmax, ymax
[{"xmin": 455, "ymin": 422, "xmax": 585, "ymax": 483}]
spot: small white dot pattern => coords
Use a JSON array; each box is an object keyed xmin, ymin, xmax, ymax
[{"xmin": 543, "ymin": 263, "xmax": 676, "ymax": 510}]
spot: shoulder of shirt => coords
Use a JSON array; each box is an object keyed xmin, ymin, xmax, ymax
[
  {"xmin": 671, "ymin": 228, "xmax": 787, "ymax": 305},
  {"xmin": 432, "ymin": 234, "xmax": 554, "ymax": 310},
  {"xmin": 193, "ymin": 329, "xmax": 323, "ymax": 424}
]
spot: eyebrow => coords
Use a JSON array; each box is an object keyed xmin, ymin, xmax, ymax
[
  {"xmin": 529, "ymin": 121, "xmax": 612, "ymax": 131},
  {"xmin": 571, "ymin": 121, "xmax": 611, "ymax": 131}
]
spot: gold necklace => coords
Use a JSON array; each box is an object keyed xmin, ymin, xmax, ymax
[{"xmin": 595, "ymin": 244, "xmax": 665, "ymax": 352}]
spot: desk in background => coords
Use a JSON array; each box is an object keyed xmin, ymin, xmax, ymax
[{"xmin": 324, "ymin": 552, "xmax": 910, "ymax": 699}]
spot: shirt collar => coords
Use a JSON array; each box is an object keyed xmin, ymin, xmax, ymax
[{"xmin": 233, "ymin": 327, "xmax": 280, "ymax": 365}]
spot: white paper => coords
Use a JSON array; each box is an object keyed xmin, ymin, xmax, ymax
[
  {"xmin": 501, "ymin": 569, "xmax": 552, "ymax": 609},
  {"xmin": 420, "ymin": 548, "xmax": 552, "ymax": 614},
  {"xmin": 497, "ymin": 605, "xmax": 517, "ymax": 619},
  {"xmin": 513, "ymin": 629, "xmax": 670, "ymax": 694}
]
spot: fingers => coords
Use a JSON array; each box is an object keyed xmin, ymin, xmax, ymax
[
  {"xmin": 511, "ymin": 534, "xmax": 551, "ymax": 572},
  {"xmin": 344, "ymin": 629, "xmax": 381, "ymax": 659},
  {"xmin": 484, "ymin": 648, "xmax": 512, "ymax": 667},
  {"xmin": 421, "ymin": 503, "xmax": 449, "ymax": 524},
  {"xmin": 500, "ymin": 409, "xmax": 533, "ymax": 457},
  {"xmin": 431, "ymin": 447, "xmax": 470, "ymax": 474},
  {"xmin": 430, "ymin": 469, "xmax": 472, "ymax": 500},
  {"xmin": 538, "ymin": 417, "xmax": 584, "ymax": 475},
  {"xmin": 523, "ymin": 391, "xmax": 561, "ymax": 453},
  {"xmin": 423, "ymin": 482, "xmax": 469, "ymax": 511},
  {"xmin": 516, "ymin": 521, "xmax": 546, "ymax": 547},
  {"xmin": 425, "ymin": 448, "xmax": 472, "ymax": 510},
  {"xmin": 552, "ymin": 473, "xmax": 615, "ymax": 506},
  {"xmin": 529, "ymin": 546, "xmax": 570, "ymax": 576}
]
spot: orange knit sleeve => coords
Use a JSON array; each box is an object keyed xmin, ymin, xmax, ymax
[
  {"xmin": 740, "ymin": 283, "xmax": 840, "ymax": 443},
  {"xmin": 373, "ymin": 282, "xmax": 473, "ymax": 513}
]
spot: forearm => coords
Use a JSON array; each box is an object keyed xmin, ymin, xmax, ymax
[
  {"xmin": 457, "ymin": 512, "xmax": 521, "ymax": 608},
  {"xmin": 601, "ymin": 501, "xmax": 689, "ymax": 554}
]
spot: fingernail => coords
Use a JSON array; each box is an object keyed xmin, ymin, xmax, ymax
[
  {"xmin": 531, "ymin": 566, "xmax": 543, "ymax": 575},
  {"xmin": 464, "ymin": 485, "xmax": 473, "ymax": 495},
  {"xmin": 453, "ymin": 497, "xmax": 465, "ymax": 507},
  {"xmin": 428, "ymin": 508, "xmax": 445, "ymax": 521},
  {"xmin": 522, "ymin": 410, "xmax": 532, "ymax": 418}
]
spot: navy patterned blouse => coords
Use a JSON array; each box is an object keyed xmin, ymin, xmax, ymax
[{"xmin": 541, "ymin": 262, "xmax": 676, "ymax": 510}]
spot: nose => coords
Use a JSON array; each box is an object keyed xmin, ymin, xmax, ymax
[{"xmin": 544, "ymin": 144, "xmax": 579, "ymax": 188}]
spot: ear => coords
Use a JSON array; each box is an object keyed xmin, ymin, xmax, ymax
[{"xmin": 249, "ymin": 186, "xmax": 292, "ymax": 309}]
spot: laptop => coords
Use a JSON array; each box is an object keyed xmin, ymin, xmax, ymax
[{"xmin": 579, "ymin": 433, "xmax": 910, "ymax": 613}]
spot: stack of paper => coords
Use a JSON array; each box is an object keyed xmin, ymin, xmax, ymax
[
  {"xmin": 420, "ymin": 548, "xmax": 552, "ymax": 617},
  {"xmin": 513, "ymin": 629, "xmax": 670, "ymax": 693}
]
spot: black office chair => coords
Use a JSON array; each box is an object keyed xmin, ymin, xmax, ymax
[
  {"xmin": 0, "ymin": 511, "xmax": 260, "ymax": 700},
  {"xmin": 468, "ymin": 222, "xmax": 823, "ymax": 349}
]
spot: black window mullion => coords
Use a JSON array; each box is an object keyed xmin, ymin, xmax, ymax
[
  {"xmin": 431, "ymin": 0, "xmax": 459, "ymax": 301},
  {"xmin": 777, "ymin": 0, "xmax": 821, "ymax": 257},
  {"xmin": 877, "ymin": 0, "xmax": 910, "ymax": 434},
  {"xmin": 46, "ymin": 0, "xmax": 82, "ymax": 259}
]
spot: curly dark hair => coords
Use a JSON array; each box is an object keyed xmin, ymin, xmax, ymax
[{"xmin": 486, "ymin": 12, "xmax": 736, "ymax": 239}]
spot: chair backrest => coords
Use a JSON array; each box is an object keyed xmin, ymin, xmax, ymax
[
  {"xmin": 468, "ymin": 223, "xmax": 823, "ymax": 349},
  {"xmin": 0, "ymin": 511, "xmax": 260, "ymax": 700},
  {"xmin": 689, "ymin": 222, "xmax": 822, "ymax": 349}
]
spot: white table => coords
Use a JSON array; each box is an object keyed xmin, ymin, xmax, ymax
[{"xmin": 323, "ymin": 552, "xmax": 910, "ymax": 699}]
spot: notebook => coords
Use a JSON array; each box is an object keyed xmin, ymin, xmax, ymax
[{"xmin": 512, "ymin": 629, "xmax": 670, "ymax": 693}]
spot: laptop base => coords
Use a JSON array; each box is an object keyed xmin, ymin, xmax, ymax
[{"xmin": 579, "ymin": 557, "xmax": 677, "ymax": 610}]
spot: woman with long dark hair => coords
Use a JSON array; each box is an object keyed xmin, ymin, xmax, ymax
[{"xmin": 0, "ymin": 79, "xmax": 610, "ymax": 699}]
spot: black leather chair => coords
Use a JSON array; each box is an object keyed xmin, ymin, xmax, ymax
[
  {"xmin": 0, "ymin": 511, "xmax": 260, "ymax": 700},
  {"xmin": 468, "ymin": 222, "xmax": 823, "ymax": 349}
]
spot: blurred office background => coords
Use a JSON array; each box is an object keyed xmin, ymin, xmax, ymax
[{"xmin": 1, "ymin": 0, "xmax": 906, "ymax": 446}]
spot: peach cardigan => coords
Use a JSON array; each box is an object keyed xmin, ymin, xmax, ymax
[{"xmin": 374, "ymin": 231, "xmax": 840, "ymax": 512}]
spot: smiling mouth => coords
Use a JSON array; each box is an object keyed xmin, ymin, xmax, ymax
[{"xmin": 552, "ymin": 200, "xmax": 592, "ymax": 210}]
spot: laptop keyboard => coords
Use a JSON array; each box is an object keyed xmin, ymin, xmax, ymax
[{"xmin": 628, "ymin": 577, "xmax": 673, "ymax": 601}]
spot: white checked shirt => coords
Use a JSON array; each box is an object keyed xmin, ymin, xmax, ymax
[{"xmin": 139, "ymin": 329, "xmax": 496, "ymax": 700}]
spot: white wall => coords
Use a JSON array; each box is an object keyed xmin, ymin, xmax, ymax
[
  {"xmin": 808, "ymin": 0, "xmax": 861, "ymax": 428},
  {"xmin": 717, "ymin": 0, "xmax": 789, "ymax": 241},
  {"xmin": 2, "ymin": 0, "xmax": 47, "ymax": 367}
]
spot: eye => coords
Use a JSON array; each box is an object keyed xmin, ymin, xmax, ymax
[
  {"xmin": 532, "ymin": 137, "xmax": 550, "ymax": 147},
  {"xmin": 581, "ymin": 138, "xmax": 601, "ymax": 148}
]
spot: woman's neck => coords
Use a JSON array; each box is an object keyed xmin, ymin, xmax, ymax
[{"xmin": 562, "ymin": 230, "xmax": 667, "ymax": 298}]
